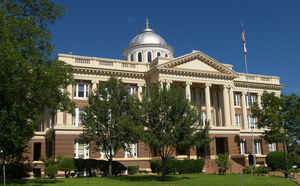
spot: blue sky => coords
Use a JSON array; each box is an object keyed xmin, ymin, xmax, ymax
[{"xmin": 51, "ymin": 0, "xmax": 300, "ymax": 95}]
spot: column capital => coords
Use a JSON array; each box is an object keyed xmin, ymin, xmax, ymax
[
  {"xmin": 91, "ymin": 80, "xmax": 98, "ymax": 84},
  {"xmin": 205, "ymin": 83, "xmax": 212, "ymax": 87},
  {"xmin": 242, "ymin": 90, "xmax": 248, "ymax": 95},
  {"xmin": 224, "ymin": 84, "xmax": 234, "ymax": 89},
  {"xmin": 186, "ymin": 81, "xmax": 192, "ymax": 86},
  {"xmin": 137, "ymin": 83, "xmax": 145, "ymax": 87}
]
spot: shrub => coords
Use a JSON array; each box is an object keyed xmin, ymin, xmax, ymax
[
  {"xmin": 45, "ymin": 165, "xmax": 57, "ymax": 179},
  {"xmin": 149, "ymin": 159, "xmax": 205, "ymax": 175},
  {"xmin": 254, "ymin": 166, "xmax": 268, "ymax": 175},
  {"xmin": 150, "ymin": 160, "xmax": 162, "ymax": 174},
  {"xmin": 216, "ymin": 153, "xmax": 231, "ymax": 175},
  {"xmin": 97, "ymin": 160, "xmax": 127, "ymax": 176},
  {"xmin": 128, "ymin": 166, "xmax": 139, "ymax": 175},
  {"xmin": 59, "ymin": 158, "xmax": 75, "ymax": 178},
  {"xmin": 266, "ymin": 152, "xmax": 285, "ymax": 171},
  {"xmin": 0, "ymin": 162, "xmax": 31, "ymax": 179},
  {"xmin": 243, "ymin": 166, "xmax": 251, "ymax": 174}
]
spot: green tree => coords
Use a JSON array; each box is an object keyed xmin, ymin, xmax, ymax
[
  {"xmin": 140, "ymin": 83, "xmax": 210, "ymax": 178},
  {"xmin": 80, "ymin": 77, "xmax": 142, "ymax": 176},
  {"xmin": 252, "ymin": 92, "xmax": 300, "ymax": 176},
  {"xmin": 0, "ymin": 0, "xmax": 74, "ymax": 166}
]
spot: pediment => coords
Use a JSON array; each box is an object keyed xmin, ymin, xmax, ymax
[
  {"xmin": 157, "ymin": 51, "xmax": 237, "ymax": 76},
  {"xmin": 174, "ymin": 58, "xmax": 219, "ymax": 72}
]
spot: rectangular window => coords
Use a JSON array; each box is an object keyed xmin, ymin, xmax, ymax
[
  {"xmin": 33, "ymin": 142, "xmax": 41, "ymax": 161},
  {"xmin": 254, "ymin": 140, "xmax": 262, "ymax": 154},
  {"xmin": 74, "ymin": 82, "xmax": 89, "ymax": 99},
  {"xmin": 100, "ymin": 147, "xmax": 114, "ymax": 159},
  {"xmin": 235, "ymin": 114, "xmax": 242, "ymax": 128},
  {"xmin": 268, "ymin": 143, "xmax": 277, "ymax": 152},
  {"xmin": 74, "ymin": 108, "xmax": 84, "ymax": 127},
  {"xmin": 124, "ymin": 144, "xmax": 137, "ymax": 158},
  {"xmin": 74, "ymin": 141, "xmax": 89, "ymax": 159},
  {"xmin": 248, "ymin": 115, "xmax": 257, "ymax": 129},
  {"xmin": 128, "ymin": 86, "xmax": 136, "ymax": 96},
  {"xmin": 234, "ymin": 93, "xmax": 241, "ymax": 107},
  {"xmin": 200, "ymin": 89, "xmax": 205, "ymax": 105},
  {"xmin": 201, "ymin": 112, "xmax": 207, "ymax": 125},
  {"xmin": 246, "ymin": 94, "xmax": 257, "ymax": 108},
  {"xmin": 240, "ymin": 140, "xmax": 246, "ymax": 155},
  {"xmin": 191, "ymin": 88, "xmax": 196, "ymax": 104}
]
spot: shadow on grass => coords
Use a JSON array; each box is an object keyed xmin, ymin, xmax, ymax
[
  {"xmin": 8, "ymin": 179, "xmax": 64, "ymax": 186},
  {"xmin": 110, "ymin": 175, "xmax": 192, "ymax": 182}
]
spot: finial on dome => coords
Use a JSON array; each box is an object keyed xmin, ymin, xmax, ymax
[{"xmin": 146, "ymin": 17, "xmax": 150, "ymax": 29}]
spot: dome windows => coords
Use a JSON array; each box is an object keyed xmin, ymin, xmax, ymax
[
  {"xmin": 138, "ymin": 52, "xmax": 142, "ymax": 62},
  {"xmin": 165, "ymin": 53, "xmax": 168, "ymax": 58},
  {"xmin": 147, "ymin": 52, "xmax": 152, "ymax": 62},
  {"xmin": 130, "ymin": 54, "xmax": 134, "ymax": 61},
  {"xmin": 157, "ymin": 52, "xmax": 161, "ymax": 57}
]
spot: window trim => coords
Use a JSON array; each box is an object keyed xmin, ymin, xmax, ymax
[{"xmin": 74, "ymin": 82, "xmax": 89, "ymax": 100}]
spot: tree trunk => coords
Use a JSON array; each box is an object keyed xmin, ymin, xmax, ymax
[
  {"xmin": 282, "ymin": 121, "xmax": 289, "ymax": 178},
  {"xmin": 161, "ymin": 158, "xmax": 167, "ymax": 180},
  {"xmin": 108, "ymin": 158, "xmax": 113, "ymax": 177}
]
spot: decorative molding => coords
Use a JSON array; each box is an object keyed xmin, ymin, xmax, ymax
[{"xmin": 234, "ymin": 81, "xmax": 283, "ymax": 90}]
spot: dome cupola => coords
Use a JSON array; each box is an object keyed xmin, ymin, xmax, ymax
[{"xmin": 122, "ymin": 18, "xmax": 174, "ymax": 63}]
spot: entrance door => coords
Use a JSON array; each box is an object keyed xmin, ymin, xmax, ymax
[{"xmin": 216, "ymin": 137, "xmax": 228, "ymax": 154}]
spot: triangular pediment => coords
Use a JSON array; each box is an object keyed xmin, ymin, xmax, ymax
[
  {"xmin": 156, "ymin": 51, "xmax": 237, "ymax": 76},
  {"xmin": 174, "ymin": 58, "xmax": 219, "ymax": 72}
]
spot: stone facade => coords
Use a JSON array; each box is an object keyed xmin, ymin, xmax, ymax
[{"xmin": 26, "ymin": 21, "xmax": 284, "ymax": 174}]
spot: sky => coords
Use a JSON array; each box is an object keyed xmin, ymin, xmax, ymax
[{"xmin": 51, "ymin": 0, "xmax": 300, "ymax": 95}]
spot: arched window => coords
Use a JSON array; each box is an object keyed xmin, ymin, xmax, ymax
[
  {"xmin": 165, "ymin": 53, "xmax": 168, "ymax": 57},
  {"xmin": 157, "ymin": 52, "xmax": 161, "ymax": 57},
  {"xmin": 130, "ymin": 54, "xmax": 134, "ymax": 61},
  {"xmin": 138, "ymin": 52, "xmax": 142, "ymax": 62},
  {"xmin": 147, "ymin": 51, "xmax": 152, "ymax": 62}
]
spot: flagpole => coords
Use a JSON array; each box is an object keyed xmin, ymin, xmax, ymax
[{"xmin": 242, "ymin": 25, "xmax": 256, "ymax": 176}]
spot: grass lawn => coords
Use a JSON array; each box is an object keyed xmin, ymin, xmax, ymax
[{"xmin": 7, "ymin": 174, "xmax": 297, "ymax": 186}]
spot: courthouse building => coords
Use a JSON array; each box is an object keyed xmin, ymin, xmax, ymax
[{"xmin": 29, "ymin": 20, "xmax": 283, "ymax": 173}]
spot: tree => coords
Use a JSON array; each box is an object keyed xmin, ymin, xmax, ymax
[
  {"xmin": 252, "ymin": 92, "xmax": 300, "ymax": 177},
  {"xmin": 140, "ymin": 83, "xmax": 210, "ymax": 178},
  {"xmin": 0, "ymin": 0, "xmax": 74, "ymax": 166},
  {"xmin": 80, "ymin": 77, "xmax": 142, "ymax": 176}
]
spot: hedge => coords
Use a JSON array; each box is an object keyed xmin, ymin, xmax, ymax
[
  {"xmin": 128, "ymin": 166, "xmax": 139, "ymax": 175},
  {"xmin": 73, "ymin": 159, "xmax": 126, "ymax": 176},
  {"xmin": 150, "ymin": 159, "xmax": 205, "ymax": 175}
]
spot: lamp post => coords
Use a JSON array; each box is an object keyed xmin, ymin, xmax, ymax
[{"xmin": 0, "ymin": 150, "xmax": 5, "ymax": 186}]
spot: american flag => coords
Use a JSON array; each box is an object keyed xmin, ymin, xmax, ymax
[{"xmin": 241, "ymin": 25, "xmax": 247, "ymax": 55}]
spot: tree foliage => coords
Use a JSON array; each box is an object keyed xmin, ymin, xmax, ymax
[
  {"xmin": 252, "ymin": 92, "xmax": 300, "ymax": 147},
  {"xmin": 0, "ymin": 0, "xmax": 74, "ymax": 164},
  {"xmin": 80, "ymin": 77, "xmax": 142, "ymax": 176},
  {"xmin": 140, "ymin": 83, "xmax": 210, "ymax": 177}
]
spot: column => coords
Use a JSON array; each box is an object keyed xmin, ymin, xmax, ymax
[
  {"xmin": 166, "ymin": 80, "xmax": 172, "ymax": 90},
  {"xmin": 241, "ymin": 91, "xmax": 248, "ymax": 129},
  {"xmin": 137, "ymin": 83, "xmax": 144, "ymax": 101},
  {"xmin": 66, "ymin": 84, "xmax": 73, "ymax": 126},
  {"xmin": 223, "ymin": 85, "xmax": 231, "ymax": 127},
  {"xmin": 257, "ymin": 92, "xmax": 262, "ymax": 108},
  {"xmin": 92, "ymin": 80, "xmax": 98, "ymax": 92},
  {"xmin": 205, "ymin": 83, "xmax": 212, "ymax": 124},
  {"xmin": 185, "ymin": 81, "xmax": 192, "ymax": 101},
  {"xmin": 229, "ymin": 87, "xmax": 236, "ymax": 127}
]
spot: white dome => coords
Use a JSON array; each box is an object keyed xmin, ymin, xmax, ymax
[{"xmin": 129, "ymin": 28, "xmax": 167, "ymax": 47}]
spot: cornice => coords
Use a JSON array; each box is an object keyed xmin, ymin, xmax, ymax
[
  {"xmin": 72, "ymin": 66, "xmax": 145, "ymax": 79},
  {"xmin": 156, "ymin": 67, "xmax": 236, "ymax": 80},
  {"xmin": 234, "ymin": 81, "xmax": 283, "ymax": 90}
]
